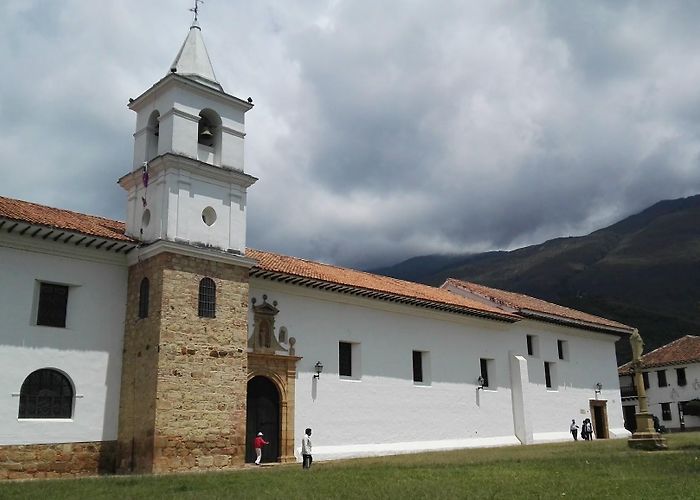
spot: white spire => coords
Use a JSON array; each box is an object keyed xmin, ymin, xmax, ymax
[{"xmin": 169, "ymin": 22, "xmax": 223, "ymax": 92}]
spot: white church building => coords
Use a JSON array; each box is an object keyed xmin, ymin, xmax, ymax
[{"xmin": 0, "ymin": 22, "xmax": 633, "ymax": 479}]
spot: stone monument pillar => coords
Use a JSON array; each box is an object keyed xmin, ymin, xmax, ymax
[{"xmin": 627, "ymin": 329, "xmax": 667, "ymax": 450}]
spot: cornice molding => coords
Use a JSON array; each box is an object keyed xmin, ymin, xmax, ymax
[
  {"xmin": 118, "ymin": 153, "xmax": 258, "ymax": 190},
  {"xmin": 127, "ymin": 238, "xmax": 257, "ymax": 268}
]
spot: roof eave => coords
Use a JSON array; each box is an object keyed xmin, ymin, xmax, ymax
[
  {"xmin": 0, "ymin": 217, "xmax": 137, "ymax": 254},
  {"xmin": 128, "ymin": 73, "xmax": 253, "ymax": 112},
  {"xmin": 250, "ymin": 268, "xmax": 519, "ymax": 323},
  {"xmin": 519, "ymin": 308, "xmax": 634, "ymax": 336}
]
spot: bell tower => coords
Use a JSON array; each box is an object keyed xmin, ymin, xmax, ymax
[
  {"xmin": 117, "ymin": 15, "xmax": 256, "ymax": 474},
  {"xmin": 118, "ymin": 19, "xmax": 256, "ymax": 253}
]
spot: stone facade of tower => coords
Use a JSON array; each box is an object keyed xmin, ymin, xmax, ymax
[
  {"xmin": 117, "ymin": 250, "xmax": 252, "ymax": 473},
  {"xmin": 115, "ymin": 22, "xmax": 257, "ymax": 473}
]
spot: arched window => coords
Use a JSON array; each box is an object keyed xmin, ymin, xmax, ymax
[
  {"xmin": 198, "ymin": 277, "xmax": 216, "ymax": 318},
  {"xmin": 19, "ymin": 369, "xmax": 74, "ymax": 419},
  {"xmin": 138, "ymin": 277, "xmax": 150, "ymax": 319}
]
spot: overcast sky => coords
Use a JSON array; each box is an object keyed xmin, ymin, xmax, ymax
[{"xmin": 2, "ymin": 1, "xmax": 700, "ymax": 269}]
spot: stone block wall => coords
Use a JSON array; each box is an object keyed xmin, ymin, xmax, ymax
[
  {"xmin": 0, "ymin": 441, "xmax": 116, "ymax": 480},
  {"xmin": 118, "ymin": 251, "xmax": 249, "ymax": 474}
]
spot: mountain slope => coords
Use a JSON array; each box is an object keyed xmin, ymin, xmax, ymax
[{"xmin": 373, "ymin": 194, "xmax": 700, "ymax": 363}]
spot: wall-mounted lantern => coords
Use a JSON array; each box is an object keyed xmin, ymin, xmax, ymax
[
  {"xmin": 477, "ymin": 375, "xmax": 485, "ymax": 391},
  {"xmin": 595, "ymin": 382, "xmax": 602, "ymax": 395},
  {"xmin": 314, "ymin": 361, "xmax": 324, "ymax": 380}
]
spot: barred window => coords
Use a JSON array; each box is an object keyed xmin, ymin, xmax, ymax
[
  {"xmin": 198, "ymin": 277, "xmax": 216, "ymax": 318},
  {"xmin": 37, "ymin": 283, "xmax": 69, "ymax": 328},
  {"xmin": 661, "ymin": 402, "xmax": 672, "ymax": 421},
  {"xmin": 138, "ymin": 277, "xmax": 150, "ymax": 319},
  {"xmin": 19, "ymin": 369, "xmax": 74, "ymax": 419}
]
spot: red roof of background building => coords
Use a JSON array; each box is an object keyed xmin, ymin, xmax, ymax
[{"xmin": 618, "ymin": 335, "xmax": 700, "ymax": 374}]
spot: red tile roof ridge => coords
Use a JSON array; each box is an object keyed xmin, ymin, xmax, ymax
[
  {"xmin": 246, "ymin": 248, "xmax": 519, "ymax": 320},
  {"xmin": 443, "ymin": 277, "xmax": 633, "ymax": 331},
  {"xmin": 0, "ymin": 195, "xmax": 132, "ymax": 242},
  {"xmin": 0, "ymin": 195, "xmax": 127, "ymax": 226}
]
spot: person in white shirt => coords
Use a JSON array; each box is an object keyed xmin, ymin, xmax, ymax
[
  {"xmin": 570, "ymin": 419, "xmax": 579, "ymax": 441},
  {"xmin": 302, "ymin": 428, "xmax": 313, "ymax": 469}
]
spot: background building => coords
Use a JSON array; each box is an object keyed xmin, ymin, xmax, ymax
[{"xmin": 619, "ymin": 335, "xmax": 700, "ymax": 432}]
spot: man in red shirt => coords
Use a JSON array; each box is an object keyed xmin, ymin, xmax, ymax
[{"xmin": 254, "ymin": 432, "xmax": 269, "ymax": 465}]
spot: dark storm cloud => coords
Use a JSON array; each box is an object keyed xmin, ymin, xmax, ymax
[{"xmin": 3, "ymin": 1, "xmax": 700, "ymax": 270}]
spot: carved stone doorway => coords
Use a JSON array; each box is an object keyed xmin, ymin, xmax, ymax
[{"xmin": 246, "ymin": 376, "xmax": 280, "ymax": 463}]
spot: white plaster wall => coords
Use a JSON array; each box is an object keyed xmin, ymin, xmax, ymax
[
  {"xmin": 0, "ymin": 238, "xmax": 127, "ymax": 445},
  {"xmin": 636, "ymin": 363, "xmax": 700, "ymax": 429},
  {"xmin": 516, "ymin": 321, "xmax": 629, "ymax": 441},
  {"xmin": 249, "ymin": 280, "xmax": 629, "ymax": 461}
]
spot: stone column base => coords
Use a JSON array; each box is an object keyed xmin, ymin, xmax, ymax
[{"xmin": 628, "ymin": 432, "xmax": 668, "ymax": 451}]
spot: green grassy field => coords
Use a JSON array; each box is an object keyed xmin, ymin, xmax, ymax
[{"xmin": 2, "ymin": 433, "xmax": 700, "ymax": 499}]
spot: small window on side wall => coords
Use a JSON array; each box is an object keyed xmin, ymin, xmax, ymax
[
  {"xmin": 413, "ymin": 351, "xmax": 430, "ymax": 385},
  {"xmin": 677, "ymin": 368, "xmax": 687, "ymax": 387},
  {"xmin": 526, "ymin": 335, "xmax": 539, "ymax": 357},
  {"xmin": 198, "ymin": 277, "xmax": 216, "ymax": 318},
  {"xmin": 642, "ymin": 372, "xmax": 650, "ymax": 390},
  {"xmin": 544, "ymin": 361, "xmax": 557, "ymax": 389},
  {"xmin": 37, "ymin": 282, "xmax": 69, "ymax": 328},
  {"xmin": 138, "ymin": 277, "xmax": 150, "ymax": 319},
  {"xmin": 339, "ymin": 341, "xmax": 361, "ymax": 379},
  {"xmin": 557, "ymin": 340, "xmax": 569, "ymax": 361},
  {"xmin": 480, "ymin": 358, "xmax": 494, "ymax": 389},
  {"xmin": 339, "ymin": 342, "xmax": 352, "ymax": 377}
]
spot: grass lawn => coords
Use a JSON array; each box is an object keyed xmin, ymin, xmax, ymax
[{"xmin": 1, "ymin": 433, "xmax": 699, "ymax": 499}]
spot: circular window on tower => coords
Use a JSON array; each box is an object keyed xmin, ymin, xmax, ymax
[
  {"xmin": 202, "ymin": 206, "xmax": 217, "ymax": 226},
  {"xmin": 142, "ymin": 209, "xmax": 151, "ymax": 228}
]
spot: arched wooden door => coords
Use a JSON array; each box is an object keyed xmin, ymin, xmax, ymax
[{"xmin": 246, "ymin": 376, "xmax": 280, "ymax": 463}]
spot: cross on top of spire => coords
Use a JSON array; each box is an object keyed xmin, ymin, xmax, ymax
[{"xmin": 190, "ymin": 0, "xmax": 204, "ymax": 24}]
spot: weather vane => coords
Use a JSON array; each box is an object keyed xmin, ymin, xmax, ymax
[{"xmin": 190, "ymin": 0, "xmax": 204, "ymax": 23}]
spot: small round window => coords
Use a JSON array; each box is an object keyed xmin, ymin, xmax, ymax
[
  {"xmin": 142, "ymin": 209, "xmax": 151, "ymax": 228},
  {"xmin": 202, "ymin": 206, "xmax": 217, "ymax": 226}
]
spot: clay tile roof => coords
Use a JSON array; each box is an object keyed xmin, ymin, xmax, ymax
[
  {"xmin": 443, "ymin": 278, "xmax": 633, "ymax": 333},
  {"xmin": 618, "ymin": 335, "xmax": 700, "ymax": 374},
  {"xmin": 0, "ymin": 196, "xmax": 133, "ymax": 242},
  {"xmin": 246, "ymin": 248, "xmax": 519, "ymax": 321}
]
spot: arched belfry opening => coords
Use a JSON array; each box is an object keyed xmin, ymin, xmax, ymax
[
  {"xmin": 146, "ymin": 110, "xmax": 160, "ymax": 161},
  {"xmin": 246, "ymin": 376, "xmax": 280, "ymax": 463},
  {"xmin": 197, "ymin": 108, "xmax": 222, "ymax": 165}
]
